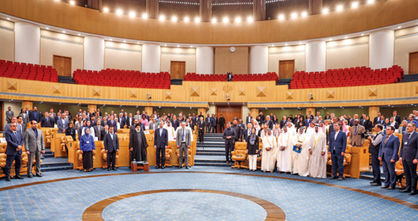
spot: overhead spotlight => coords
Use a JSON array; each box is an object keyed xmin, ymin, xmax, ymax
[
  {"xmin": 103, "ymin": 7, "xmax": 109, "ymax": 13},
  {"xmin": 177, "ymin": 45, "xmax": 180, "ymax": 48},
  {"xmin": 6, "ymin": 17, "xmax": 10, "ymax": 20},
  {"xmin": 361, "ymin": 33, "xmax": 365, "ymax": 36},
  {"xmin": 141, "ymin": 13, "xmax": 148, "ymax": 19},
  {"xmin": 69, "ymin": 0, "xmax": 75, "ymax": 6},
  {"xmin": 278, "ymin": 14, "xmax": 285, "ymax": 21},
  {"xmin": 322, "ymin": 8, "xmax": 329, "ymax": 15},
  {"xmin": 328, "ymin": 38, "xmax": 333, "ymax": 41},
  {"xmin": 129, "ymin": 11, "xmax": 136, "ymax": 18},
  {"xmin": 109, "ymin": 38, "xmax": 112, "ymax": 41},
  {"xmin": 123, "ymin": 40, "xmax": 126, "ymax": 43},
  {"xmin": 184, "ymin": 16, "xmax": 190, "ymax": 23},
  {"xmin": 344, "ymin": 36, "xmax": 348, "ymax": 39},
  {"xmin": 54, "ymin": 0, "xmax": 60, "ymax": 2},
  {"xmin": 159, "ymin": 15, "xmax": 166, "ymax": 21},
  {"xmin": 116, "ymin": 9, "xmax": 123, "ymax": 16},
  {"xmin": 284, "ymin": 43, "xmax": 288, "ymax": 46},
  {"xmin": 301, "ymin": 11, "xmax": 308, "ymax": 18},
  {"xmin": 351, "ymin": 1, "xmax": 359, "ymax": 9},
  {"xmin": 290, "ymin": 12, "xmax": 298, "ymax": 20},
  {"xmin": 234, "ymin": 17, "xmax": 242, "ymax": 24},
  {"xmin": 367, "ymin": 0, "xmax": 375, "ymax": 5},
  {"xmin": 171, "ymin": 15, "xmax": 178, "ymax": 22},
  {"xmin": 397, "ymin": 26, "xmax": 402, "ymax": 29},
  {"xmin": 77, "ymin": 33, "xmax": 81, "ymax": 36},
  {"xmin": 247, "ymin": 16, "xmax": 254, "ymax": 23},
  {"xmin": 194, "ymin": 17, "xmax": 201, "ymax": 23},
  {"xmin": 211, "ymin": 17, "xmax": 217, "ymax": 23},
  {"xmin": 62, "ymin": 30, "xmax": 66, "ymax": 34},
  {"xmin": 222, "ymin": 17, "xmax": 230, "ymax": 24},
  {"xmin": 298, "ymin": 41, "xmax": 302, "ymax": 45},
  {"xmin": 336, "ymin": 4, "xmax": 344, "ymax": 12},
  {"xmin": 45, "ymin": 27, "xmax": 49, "ymax": 30}
]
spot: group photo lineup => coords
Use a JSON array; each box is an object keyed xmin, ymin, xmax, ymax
[{"xmin": 0, "ymin": 0, "xmax": 417, "ymax": 220}]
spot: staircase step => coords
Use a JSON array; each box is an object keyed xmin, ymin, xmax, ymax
[
  {"xmin": 41, "ymin": 165, "xmax": 73, "ymax": 172},
  {"xmin": 197, "ymin": 148, "xmax": 225, "ymax": 152},
  {"xmin": 194, "ymin": 162, "xmax": 229, "ymax": 167},
  {"xmin": 203, "ymin": 133, "xmax": 223, "ymax": 137},
  {"xmin": 197, "ymin": 143, "xmax": 225, "ymax": 148},
  {"xmin": 196, "ymin": 151, "xmax": 225, "ymax": 156}
]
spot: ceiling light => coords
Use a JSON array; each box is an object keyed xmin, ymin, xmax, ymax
[
  {"xmin": 285, "ymin": 43, "xmax": 288, "ymax": 46},
  {"xmin": 367, "ymin": 0, "xmax": 375, "ymax": 5},
  {"xmin": 222, "ymin": 17, "xmax": 230, "ymax": 24},
  {"xmin": 77, "ymin": 33, "xmax": 81, "ymax": 36},
  {"xmin": 328, "ymin": 38, "xmax": 333, "ymax": 41},
  {"xmin": 194, "ymin": 17, "xmax": 201, "ymax": 23},
  {"xmin": 361, "ymin": 33, "xmax": 365, "ymax": 36},
  {"xmin": 109, "ymin": 39, "xmax": 112, "ymax": 41},
  {"xmin": 177, "ymin": 45, "xmax": 180, "ymax": 48},
  {"xmin": 301, "ymin": 11, "xmax": 308, "ymax": 18},
  {"xmin": 171, "ymin": 16, "xmax": 178, "ymax": 22},
  {"xmin": 137, "ymin": 41, "xmax": 141, "ymax": 44},
  {"xmin": 129, "ymin": 11, "xmax": 136, "ymax": 18},
  {"xmin": 62, "ymin": 30, "xmax": 66, "ymax": 34},
  {"xmin": 116, "ymin": 9, "xmax": 123, "ymax": 16},
  {"xmin": 351, "ymin": 1, "xmax": 359, "ymax": 9},
  {"xmin": 235, "ymin": 17, "xmax": 242, "ymax": 24},
  {"xmin": 69, "ymin": 0, "xmax": 75, "ymax": 6},
  {"xmin": 336, "ymin": 4, "xmax": 344, "ymax": 12},
  {"xmin": 54, "ymin": 0, "xmax": 60, "ymax": 2},
  {"xmin": 184, "ymin": 16, "xmax": 190, "ymax": 23},
  {"xmin": 6, "ymin": 17, "xmax": 10, "ymax": 21},
  {"xmin": 397, "ymin": 26, "xmax": 402, "ymax": 29},
  {"xmin": 211, "ymin": 17, "xmax": 217, "ymax": 23},
  {"xmin": 278, "ymin": 14, "xmax": 285, "ymax": 21},
  {"xmin": 290, "ymin": 12, "xmax": 298, "ymax": 20},
  {"xmin": 103, "ymin": 7, "xmax": 109, "ymax": 13},
  {"xmin": 45, "ymin": 27, "xmax": 49, "ymax": 30},
  {"xmin": 159, "ymin": 15, "xmax": 166, "ymax": 21},
  {"xmin": 344, "ymin": 36, "xmax": 348, "ymax": 39},
  {"xmin": 322, "ymin": 8, "xmax": 329, "ymax": 15},
  {"xmin": 247, "ymin": 16, "xmax": 254, "ymax": 23},
  {"xmin": 141, "ymin": 13, "xmax": 148, "ymax": 19}
]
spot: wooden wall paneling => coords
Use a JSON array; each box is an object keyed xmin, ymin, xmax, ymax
[{"xmin": 409, "ymin": 52, "xmax": 418, "ymax": 74}]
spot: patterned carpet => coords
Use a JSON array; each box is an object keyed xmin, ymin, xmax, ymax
[{"xmin": 0, "ymin": 166, "xmax": 417, "ymax": 221}]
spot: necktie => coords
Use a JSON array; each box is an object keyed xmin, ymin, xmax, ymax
[
  {"xmin": 182, "ymin": 129, "xmax": 185, "ymax": 141},
  {"xmin": 408, "ymin": 133, "xmax": 411, "ymax": 141}
]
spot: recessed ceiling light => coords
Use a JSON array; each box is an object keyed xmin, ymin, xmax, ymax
[
  {"xmin": 77, "ymin": 33, "xmax": 81, "ymax": 36},
  {"xmin": 137, "ymin": 41, "xmax": 141, "ymax": 44},
  {"xmin": 184, "ymin": 16, "xmax": 190, "ymax": 23},
  {"xmin": 109, "ymin": 39, "xmax": 113, "ymax": 41},
  {"xmin": 351, "ymin": 2, "xmax": 359, "ymax": 9},
  {"xmin": 171, "ymin": 16, "xmax": 178, "ymax": 22},
  {"xmin": 159, "ymin": 15, "xmax": 166, "ymax": 21},
  {"xmin": 247, "ymin": 16, "xmax": 254, "ymax": 23},
  {"xmin": 54, "ymin": 0, "xmax": 60, "ymax": 2},
  {"xmin": 123, "ymin": 40, "xmax": 126, "ymax": 43},
  {"xmin": 285, "ymin": 43, "xmax": 288, "ymax": 46},
  {"xmin": 367, "ymin": 0, "xmax": 375, "ymax": 5},
  {"xmin": 45, "ymin": 27, "xmax": 49, "ymax": 30},
  {"xmin": 177, "ymin": 45, "xmax": 180, "ymax": 47},
  {"xmin": 129, "ymin": 11, "xmax": 136, "ymax": 18},
  {"xmin": 336, "ymin": 4, "xmax": 344, "ymax": 12},
  {"xmin": 361, "ymin": 33, "xmax": 365, "ymax": 36},
  {"xmin": 211, "ymin": 17, "xmax": 217, "ymax": 23},
  {"xmin": 235, "ymin": 17, "xmax": 242, "ymax": 24},
  {"xmin": 116, "ymin": 9, "xmax": 123, "ymax": 16},
  {"xmin": 6, "ymin": 17, "xmax": 10, "ymax": 20},
  {"xmin": 344, "ymin": 36, "xmax": 348, "ymax": 39},
  {"xmin": 290, "ymin": 12, "xmax": 298, "ymax": 20},
  {"xmin": 141, "ymin": 13, "xmax": 148, "ymax": 19},
  {"xmin": 322, "ymin": 8, "xmax": 329, "ymax": 15},
  {"xmin": 69, "ymin": 0, "xmax": 75, "ymax": 6},
  {"xmin": 194, "ymin": 17, "xmax": 201, "ymax": 23},
  {"xmin": 222, "ymin": 17, "xmax": 230, "ymax": 23},
  {"xmin": 103, "ymin": 7, "xmax": 109, "ymax": 13},
  {"xmin": 301, "ymin": 11, "xmax": 308, "ymax": 18},
  {"xmin": 397, "ymin": 26, "xmax": 402, "ymax": 29},
  {"xmin": 278, "ymin": 14, "xmax": 285, "ymax": 21},
  {"xmin": 62, "ymin": 30, "xmax": 66, "ymax": 34}
]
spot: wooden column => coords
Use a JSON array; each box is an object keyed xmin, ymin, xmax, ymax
[
  {"xmin": 87, "ymin": 0, "xmax": 102, "ymax": 10},
  {"xmin": 250, "ymin": 108, "xmax": 259, "ymax": 119},
  {"xmin": 253, "ymin": 0, "xmax": 266, "ymax": 21},
  {"xmin": 369, "ymin": 106, "xmax": 380, "ymax": 121},
  {"xmin": 146, "ymin": 0, "xmax": 159, "ymax": 19},
  {"xmin": 306, "ymin": 107, "xmax": 315, "ymax": 117},
  {"xmin": 309, "ymin": 0, "xmax": 323, "ymax": 15},
  {"xmin": 144, "ymin": 106, "xmax": 153, "ymax": 115},
  {"xmin": 197, "ymin": 107, "xmax": 207, "ymax": 116},
  {"xmin": 88, "ymin": 104, "xmax": 97, "ymax": 113},
  {"xmin": 22, "ymin": 101, "xmax": 33, "ymax": 110},
  {"xmin": 200, "ymin": 0, "xmax": 212, "ymax": 22}
]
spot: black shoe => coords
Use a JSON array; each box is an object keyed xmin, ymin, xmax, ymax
[
  {"xmin": 338, "ymin": 178, "xmax": 343, "ymax": 181},
  {"xmin": 107, "ymin": 168, "xmax": 111, "ymax": 171},
  {"xmin": 331, "ymin": 176, "xmax": 338, "ymax": 179},
  {"xmin": 381, "ymin": 185, "xmax": 389, "ymax": 189},
  {"xmin": 161, "ymin": 166, "xmax": 165, "ymax": 169},
  {"xmin": 155, "ymin": 166, "xmax": 160, "ymax": 169},
  {"xmin": 179, "ymin": 166, "xmax": 183, "ymax": 169},
  {"xmin": 186, "ymin": 166, "xmax": 190, "ymax": 169},
  {"xmin": 370, "ymin": 182, "xmax": 381, "ymax": 186},
  {"xmin": 400, "ymin": 189, "xmax": 411, "ymax": 193},
  {"xmin": 13, "ymin": 175, "xmax": 24, "ymax": 179},
  {"xmin": 27, "ymin": 175, "xmax": 33, "ymax": 178},
  {"xmin": 112, "ymin": 168, "xmax": 116, "ymax": 171},
  {"xmin": 35, "ymin": 174, "xmax": 42, "ymax": 177},
  {"xmin": 409, "ymin": 191, "xmax": 417, "ymax": 195},
  {"xmin": 5, "ymin": 176, "xmax": 11, "ymax": 181}
]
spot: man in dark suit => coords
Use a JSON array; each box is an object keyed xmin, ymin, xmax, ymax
[
  {"xmin": 399, "ymin": 123, "xmax": 418, "ymax": 195},
  {"xmin": 154, "ymin": 122, "xmax": 168, "ymax": 169},
  {"xmin": 392, "ymin": 111, "xmax": 401, "ymax": 125},
  {"xmin": 94, "ymin": 119, "xmax": 106, "ymax": 141},
  {"xmin": 223, "ymin": 122, "xmax": 237, "ymax": 164},
  {"xmin": 227, "ymin": 72, "xmax": 233, "ymax": 81},
  {"xmin": 329, "ymin": 123, "xmax": 347, "ymax": 181},
  {"xmin": 29, "ymin": 106, "xmax": 41, "ymax": 122},
  {"xmin": 378, "ymin": 126, "xmax": 400, "ymax": 189},
  {"xmin": 107, "ymin": 115, "xmax": 117, "ymax": 132},
  {"xmin": 4, "ymin": 123, "xmax": 24, "ymax": 181},
  {"xmin": 373, "ymin": 112, "xmax": 382, "ymax": 126},
  {"xmin": 40, "ymin": 112, "xmax": 54, "ymax": 128},
  {"xmin": 219, "ymin": 114, "xmax": 225, "ymax": 133},
  {"xmin": 197, "ymin": 117, "xmax": 205, "ymax": 143},
  {"xmin": 124, "ymin": 113, "xmax": 134, "ymax": 128},
  {"xmin": 205, "ymin": 114, "xmax": 211, "ymax": 133},
  {"xmin": 232, "ymin": 120, "xmax": 242, "ymax": 142},
  {"xmin": 104, "ymin": 126, "xmax": 119, "ymax": 171},
  {"xmin": 5, "ymin": 106, "xmax": 14, "ymax": 124},
  {"xmin": 243, "ymin": 123, "xmax": 253, "ymax": 141},
  {"xmin": 245, "ymin": 113, "xmax": 252, "ymax": 125},
  {"xmin": 210, "ymin": 114, "xmax": 217, "ymax": 133},
  {"xmin": 367, "ymin": 124, "xmax": 384, "ymax": 186}
]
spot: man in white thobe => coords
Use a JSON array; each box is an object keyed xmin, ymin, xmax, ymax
[
  {"xmin": 277, "ymin": 126, "xmax": 293, "ymax": 173},
  {"xmin": 294, "ymin": 127, "xmax": 311, "ymax": 176},
  {"xmin": 261, "ymin": 129, "xmax": 276, "ymax": 172},
  {"xmin": 308, "ymin": 125, "xmax": 328, "ymax": 178},
  {"xmin": 164, "ymin": 122, "xmax": 176, "ymax": 141},
  {"xmin": 306, "ymin": 122, "xmax": 316, "ymax": 137}
]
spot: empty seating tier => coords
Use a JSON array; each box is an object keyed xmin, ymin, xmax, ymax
[
  {"xmin": 184, "ymin": 72, "xmax": 278, "ymax": 82},
  {"xmin": 0, "ymin": 60, "xmax": 58, "ymax": 82},
  {"xmin": 73, "ymin": 69, "xmax": 171, "ymax": 89},
  {"xmin": 290, "ymin": 65, "xmax": 404, "ymax": 89}
]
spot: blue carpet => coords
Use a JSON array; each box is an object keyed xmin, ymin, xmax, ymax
[{"xmin": 0, "ymin": 166, "xmax": 417, "ymax": 221}]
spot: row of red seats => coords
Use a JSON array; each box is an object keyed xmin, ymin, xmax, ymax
[
  {"xmin": 0, "ymin": 60, "xmax": 58, "ymax": 82},
  {"xmin": 73, "ymin": 69, "xmax": 171, "ymax": 89},
  {"xmin": 184, "ymin": 72, "xmax": 278, "ymax": 82},
  {"xmin": 290, "ymin": 65, "xmax": 404, "ymax": 89}
]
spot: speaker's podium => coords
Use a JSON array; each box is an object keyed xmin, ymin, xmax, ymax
[{"xmin": 131, "ymin": 160, "xmax": 149, "ymax": 172}]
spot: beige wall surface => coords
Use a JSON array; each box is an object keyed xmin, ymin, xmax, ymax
[
  {"xmin": 40, "ymin": 30, "xmax": 84, "ymax": 74},
  {"xmin": 104, "ymin": 42, "xmax": 142, "ymax": 71},
  {"xmin": 268, "ymin": 45, "xmax": 305, "ymax": 76},
  {"xmin": 0, "ymin": 20, "xmax": 14, "ymax": 61},
  {"xmin": 395, "ymin": 26, "xmax": 418, "ymax": 74},
  {"xmin": 326, "ymin": 37, "xmax": 369, "ymax": 70},
  {"xmin": 160, "ymin": 47, "xmax": 196, "ymax": 74},
  {"xmin": 215, "ymin": 47, "xmax": 249, "ymax": 74}
]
